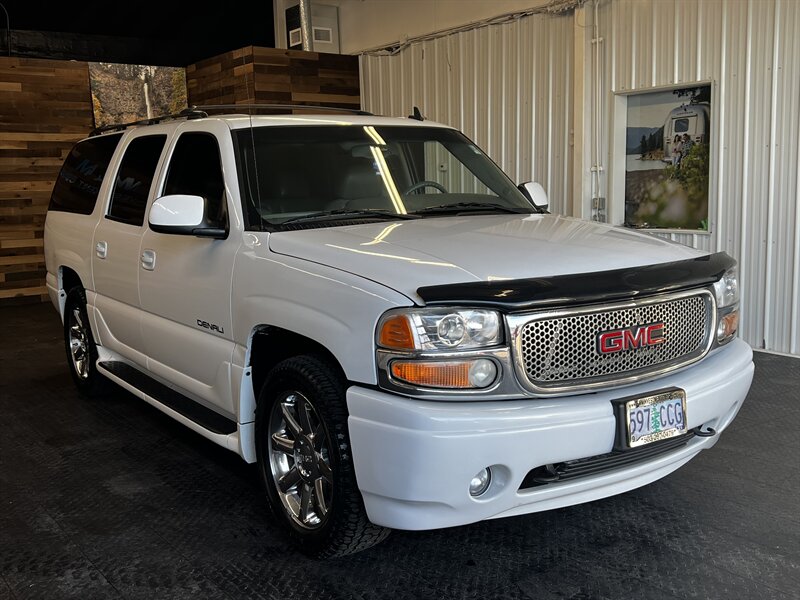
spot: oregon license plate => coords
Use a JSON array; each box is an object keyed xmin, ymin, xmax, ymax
[{"xmin": 625, "ymin": 389, "xmax": 687, "ymax": 448}]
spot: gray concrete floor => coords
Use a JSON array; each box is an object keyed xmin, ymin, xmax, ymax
[{"xmin": 0, "ymin": 303, "xmax": 798, "ymax": 600}]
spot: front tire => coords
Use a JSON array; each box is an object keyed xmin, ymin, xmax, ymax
[
  {"xmin": 63, "ymin": 287, "xmax": 108, "ymax": 396},
  {"xmin": 255, "ymin": 355, "xmax": 390, "ymax": 557}
]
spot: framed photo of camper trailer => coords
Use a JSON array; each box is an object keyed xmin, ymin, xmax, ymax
[{"xmin": 620, "ymin": 84, "xmax": 712, "ymax": 231}]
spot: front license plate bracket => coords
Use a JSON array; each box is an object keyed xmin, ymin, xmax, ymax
[{"xmin": 612, "ymin": 387, "xmax": 688, "ymax": 451}]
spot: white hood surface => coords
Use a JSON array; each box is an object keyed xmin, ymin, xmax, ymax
[{"xmin": 268, "ymin": 214, "xmax": 705, "ymax": 302}]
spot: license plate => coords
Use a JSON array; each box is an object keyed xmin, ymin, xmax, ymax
[{"xmin": 625, "ymin": 389, "xmax": 687, "ymax": 448}]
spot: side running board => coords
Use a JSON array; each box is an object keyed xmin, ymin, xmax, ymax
[{"xmin": 97, "ymin": 361, "xmax": 237, "ymax": 435}]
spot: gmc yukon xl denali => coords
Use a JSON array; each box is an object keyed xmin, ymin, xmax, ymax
[{"xmin": 44, "ymin": 106, "xmax": 753, "ymax": 557}]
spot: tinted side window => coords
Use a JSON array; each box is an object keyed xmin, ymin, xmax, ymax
[
  {"xmin": 163, "ymin": 133, "xmax": 226, "ymax": 224},
  {"xmin": 108, "ymin": 135, "xmax": 167, "ymax": 226},
  {"xmin": 48, "ymin": 134, "xmax": 122, "ymax": 215}
]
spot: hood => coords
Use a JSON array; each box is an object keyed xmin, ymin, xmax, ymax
[{"xmin": 267, "ymin": 214, "xmax": 705, "ymax": 302}]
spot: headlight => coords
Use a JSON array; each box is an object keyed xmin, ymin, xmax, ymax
[
  {"xmin": 378, "ymin": 308, "xmax": 503, "ymax": 351},
  {"xmin": 713, "ymin": 266, "xmax": 739, "ymax": 344},
  {"xmin": 377, "ymin": 308, "xmax": 504, "ymax": 391},
  {"xmin": 713, "ymin": 266, "xmax": 739, "ymax": 308}
]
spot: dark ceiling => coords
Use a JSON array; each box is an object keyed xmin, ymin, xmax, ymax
[{"xmin": 0, "ymin": 1, "xmax": 276, "ymax": 65}]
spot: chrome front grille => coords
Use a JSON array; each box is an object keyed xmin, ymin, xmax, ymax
[{"xmin": 509, "ymin": 289, "xmax": 715, "ymax": 394}]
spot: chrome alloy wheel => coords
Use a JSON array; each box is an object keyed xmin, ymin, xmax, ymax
[
  {"xmin": 268, "ymin": 391, "xmax": 333, "ymax": 530},
  {"xmin": 67, "ymin": 307, "xmax": 90, "ymax": 380}
]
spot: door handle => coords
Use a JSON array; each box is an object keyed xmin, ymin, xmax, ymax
[
  {"xmin": 95, "ymin": 241, "xmax": 107, "ymax": 259},
  {"xmin": 141, "ymin": 249, "xmax": 156, "ymax": 271}
]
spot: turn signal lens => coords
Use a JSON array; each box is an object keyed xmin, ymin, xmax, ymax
[
  {"xmin": 392, "ymin": 360, "xmax": 471, "ymax": 388},
  {"xmin": 379, "ymin": 314, "xmax": 415, "ymax": 350},
  {"xmin": 390, "ymin": 359, "xmax": 497, "ymax": 389},
  {"xmin": 717, "ymin": 309, "xmax": 739, "ymax": 343}
]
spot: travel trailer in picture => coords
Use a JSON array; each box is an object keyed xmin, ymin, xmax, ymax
[{"xmin": 663, "ymin": 103, "xmax": 710, "ymax": 162}]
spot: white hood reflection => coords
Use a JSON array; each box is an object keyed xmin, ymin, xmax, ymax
[{"xmin": 268, "ymin": 214, "xmax": 704, "ymax": 301}]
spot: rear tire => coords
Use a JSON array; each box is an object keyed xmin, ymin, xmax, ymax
[
  {"xmin": 255, "ymin": 355, "xmax": 390, "ymax": 557},
  {"xmin": 63, "ymin": 287, "xmax": 108, "ymax": 397}
]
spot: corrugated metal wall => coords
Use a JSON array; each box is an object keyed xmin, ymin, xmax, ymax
[
  {"xmin": 601, "ymin": 0, "xmax": 800, "ymax": 354},
  {"xmin": 360, "ymin": 0, "xmax": 800, "ymax": 356},
  {"xmin": 360, "ymin": 12, "xmax": 575, "ymax": 215}
]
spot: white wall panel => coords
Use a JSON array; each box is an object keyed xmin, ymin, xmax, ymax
[
  {"xmin": 360, "ymin": 12, "xmax": 575, "ymax": 216},
  {"xmin": 600, "ymin": 0, "xmax": 800, "ymax": 355},
  {"xmin": 359, "ymin": 0, "xmax": 799, "ymax": 356}
]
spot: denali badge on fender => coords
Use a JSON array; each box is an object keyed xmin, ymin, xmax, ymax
[
  {"xmin": 197, "ymin": 319, "xmax": 224, "ymax": 334},
  {"xmin": 597, "ymin": 322, "xmax": 665, "ymax": 354}
]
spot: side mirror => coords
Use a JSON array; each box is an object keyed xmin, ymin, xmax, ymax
[
  {"xmin": 519, "ymin": 182, "xmax": 549, "ymax": 213},
  {"xmin": 149, "ymin": 194, "xmax": 228, "ymax": 239}
]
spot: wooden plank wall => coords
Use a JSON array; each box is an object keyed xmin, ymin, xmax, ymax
[
  {"xmin": 0, "ymin": 57, "xmax": 94, "ymax": 302},
  {"xmin": 0, "ymin": 47, "xmax": 358, "ymax": 303},
  {"xmin": 186, "ymin": 46, "xmax": 360, "ymax": 109},
  {"xmin": 186, "ymin": 47, "xmax": 255, "ymax": 105}
]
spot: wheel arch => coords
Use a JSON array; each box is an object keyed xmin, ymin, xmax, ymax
[
  {"xmin": 246, "ymin": 324, "xmax": 347, "ymax": 407},
  {"xmin": 53, "ymin": 265, "xmax": 84, "ymax": 320},
  {"xmin": 235, "ymin": 324, "xmax": 349, "ymax": 463},
  {"xmin": 60, "ymin": 265, "xmax": 82, "ymax": 293}
]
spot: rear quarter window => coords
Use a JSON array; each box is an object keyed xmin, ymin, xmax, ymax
[{"xmin": 48, "ymin": 134, "xmax": 123, "ymax": 215}]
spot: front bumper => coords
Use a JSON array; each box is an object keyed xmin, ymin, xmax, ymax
[{"xmin": 347, "ymin": 338, "xmax": 753, "ymax": 531}]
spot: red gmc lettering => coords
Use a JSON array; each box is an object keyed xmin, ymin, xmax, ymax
[
  {"xmin": 597, "ymin": 323, "xmax": 665, "ymax": 354},
  {"xmin": 599, "ymin": 330, "xmax": 624, "ymax": 353},
  {"xmin": 648, "ymin": 323, "xmax": 665, "ymax": 345}
]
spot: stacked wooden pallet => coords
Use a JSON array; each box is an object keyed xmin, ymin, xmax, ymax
[
  {"xmin": 0, "ymin": 58, "xmax": 94, "ymax": 302},
  {"xmin": 187, "ymin": 46, "xmax": 360, "ymax": 109}
]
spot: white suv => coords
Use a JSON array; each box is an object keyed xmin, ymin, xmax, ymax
[{"xmin": 44, "ymin": 106, "xmax": 753, "ymax": 557}]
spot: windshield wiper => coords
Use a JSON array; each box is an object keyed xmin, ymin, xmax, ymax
[
  {"xmin": 412, "ymin": 202, "xmax": 530, "ymax": 215},
  {"xmin": 280, "ymin": 209, "xmax": 420, "ymax": 225}
]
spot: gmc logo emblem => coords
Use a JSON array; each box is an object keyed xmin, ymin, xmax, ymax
[{"xmin": 597, "ymin": 322, "xmax": 665, "ymax": 354}]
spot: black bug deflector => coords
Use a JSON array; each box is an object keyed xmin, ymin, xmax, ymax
[{"xmin": 417, "ymin": 252, "xmax": 736, "ymax": 311}]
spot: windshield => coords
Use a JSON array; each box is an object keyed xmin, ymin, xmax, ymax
[{"xmin": 233, "ymin": 125, "xmax": 535, "ymax": 229}]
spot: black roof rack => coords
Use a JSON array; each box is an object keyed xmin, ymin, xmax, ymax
[
  {"xmin": 192, "ymin": 103, "xmax": 374, "ymax": 116},
  {"xmin": 89, "ymin": 103, "xmax": 374, "ymax": 136},
  {"xmin": 89, "ymin": 108, "xmax": 208, "ymax": 137}
]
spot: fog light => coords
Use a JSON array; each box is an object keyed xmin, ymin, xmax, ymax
[
  {"xmin": 469, "ymin": 467, "xmax": 492, "ymax": 497},
  {"xmin": 468, "ymin": 359, "xmax": 497, "ymax": 388}
]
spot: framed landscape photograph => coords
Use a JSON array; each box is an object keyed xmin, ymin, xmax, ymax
[
  {"xmin": 89, "ymin": 63, "xmax": 188, "ymax": 129},
  {"xmin": 624, "ymin": 84, "xmax": 711, "ymax": 231}
]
